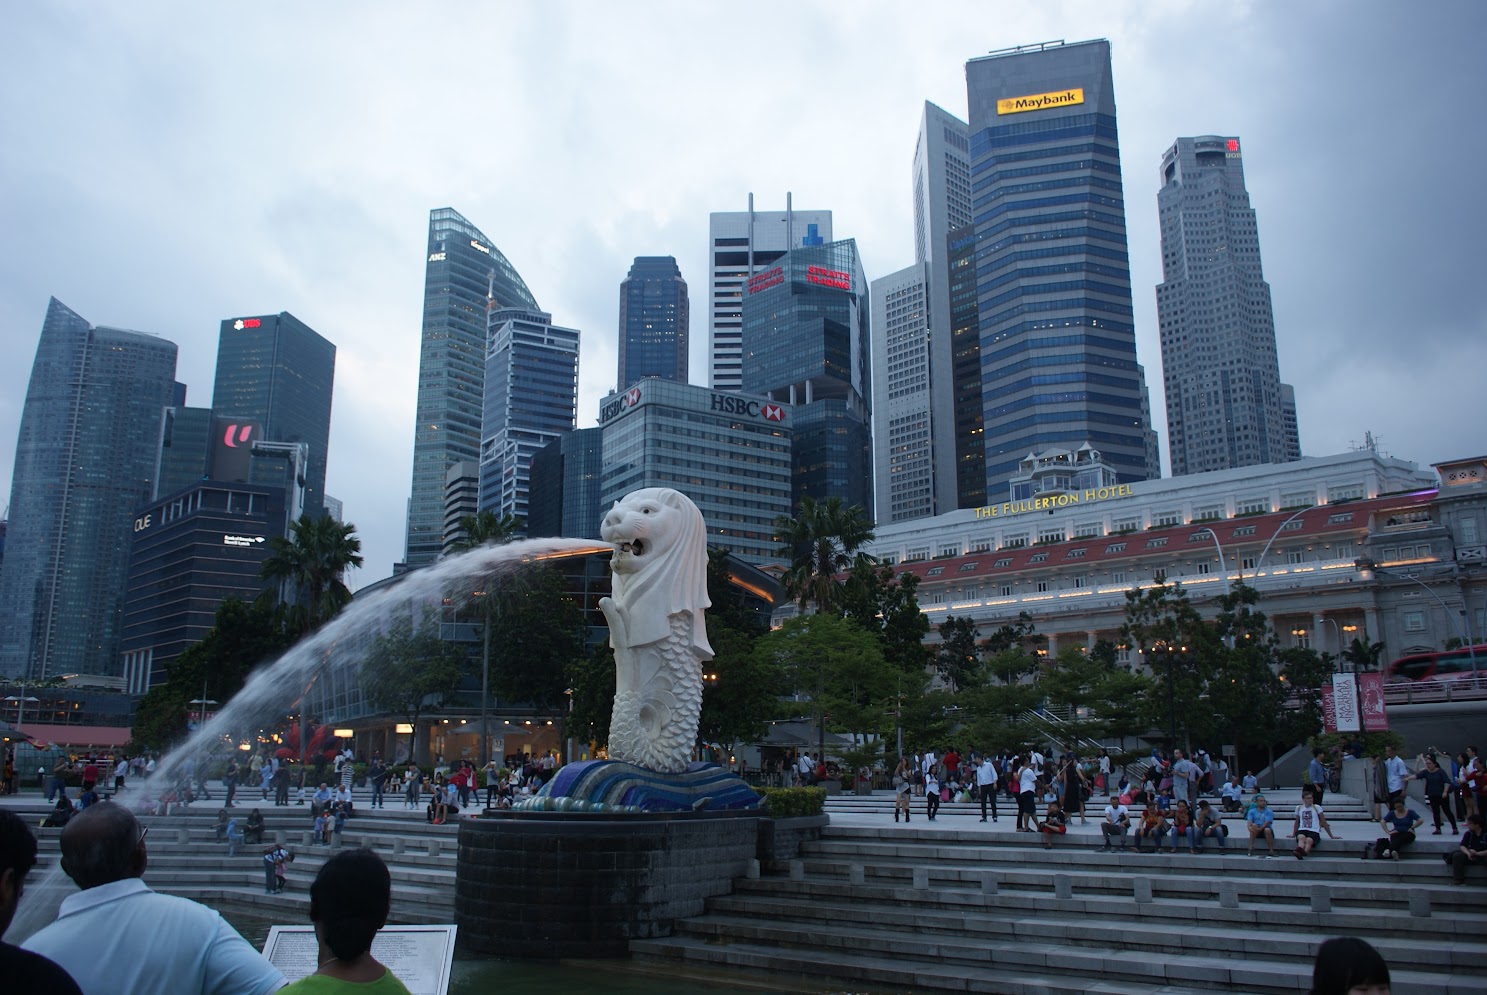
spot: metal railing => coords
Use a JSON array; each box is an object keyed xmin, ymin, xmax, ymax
[{"xmin": 1382, "ymin": 676, "xmax": 1487, "ymax": 705}]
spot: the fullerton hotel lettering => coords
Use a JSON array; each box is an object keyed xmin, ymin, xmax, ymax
[{"xmin": 973, "ymin": 483, "xmax": 1135, "ymax": 519}]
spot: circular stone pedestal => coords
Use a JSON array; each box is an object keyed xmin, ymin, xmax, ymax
[{"xmin": 456, "ymin": 809, "xmax": 760, "ymax": 958}]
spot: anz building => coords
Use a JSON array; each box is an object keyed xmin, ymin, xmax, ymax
[{"xmin": 599, "ymin": 378, "xmax": 792, "ymax": 567}]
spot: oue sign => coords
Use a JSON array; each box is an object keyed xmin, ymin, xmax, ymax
[{"xmin": 134, "ymin": 514, "xmax": 153, "ymax": 532}]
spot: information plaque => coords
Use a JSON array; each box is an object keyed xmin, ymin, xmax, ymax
[{"xmin": 263, "ymin": 924, "xmax": 457, "ymax": 995}]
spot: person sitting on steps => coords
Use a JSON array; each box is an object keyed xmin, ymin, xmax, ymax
[
  {"xmin": 1368, "ymin": 797, "xmax": 1423, "ymax": 860},
  {"xmin": 1448, "ymin": 813, "xmax": 1487, "ymax": 885},
  {"xmin": 1134, "ymin": 799, "xmax": 1167, "ymax": 853},
  {"xmin": 1290, "ymin": 788, "xmax": 1339, "ymax": 859},
  {"xmin": 1037, "ymin": 800, "xmax": 1068, "ymax": 849},
  {"xmin": 1245, "ymin": 795, "xmax": 1277, "ymax": 857}
]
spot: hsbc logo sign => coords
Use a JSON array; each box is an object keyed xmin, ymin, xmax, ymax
[
  {"xmin": 711, "ymin": 394, "xmax": 786, "ymax": 422},
  {"xmin": 600, "ymin": 386, "xmax": 644, "ymax": 424}
]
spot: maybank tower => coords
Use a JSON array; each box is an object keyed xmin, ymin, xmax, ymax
[{"xmin": 964, "ymin": 39, "xmax": 1159, "ymax": 501}]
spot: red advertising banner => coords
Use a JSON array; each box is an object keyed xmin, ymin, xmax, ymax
[
  {"xmin": 1358, "ymin": 672, "xmax": 1389, "ymax": 731},
  {"xmin": 1321, "ymin": 686, "xmax": 1336, "ymax": 733}
]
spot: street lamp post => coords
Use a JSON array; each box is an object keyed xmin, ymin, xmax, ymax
[
  {"xmin": 1194, "ymin": 527, "xmax": 1228, "ymax": 585},
  {"xmin": 1251, "ymin": 507, "xmax": 1313, "ymax": 579}
]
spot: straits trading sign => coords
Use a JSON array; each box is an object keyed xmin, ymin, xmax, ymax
[
  {"xmin": 996, "ymin": 87, "xmax": 1085, "ymax": 115},
  {"xmin": 972, "ymin": 482, "xmax": 1134, "ymax": 519}
]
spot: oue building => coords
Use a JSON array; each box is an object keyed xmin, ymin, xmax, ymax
[{"xmin": 793, "ymin": 448, "xmax": 1487, "ymax": 670}]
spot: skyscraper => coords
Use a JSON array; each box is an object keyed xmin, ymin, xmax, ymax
[
  {"xmin": 912, "ymin": 102, "xmax": 973, "ymax": 515},
  {"xmin": 964, "ymin": 39, "xmax": 1158, "ymax": 499},
  {"xmin": 708, "ymin": 194, "xmax": 831, "ymax": 392},
  {"xmin": 528, "ymin": 428, "xmax": 604, "ymax": 541},
  {"xmin": 405, "ymin": 208, "xmax": 540, "ymax": 568},
  {"xmin": 211, "ymin": 311, "xmax": 336, "ymax": 519},
  {"xmin": 740, "ymin": 238, "xmax": 872, "ymax": 511},
  {"xmin": 478, "ymin": 307, "xmax": 579, "ymax": 526},
  {"xmin": 617, "ymin": 256, "xmax": 689, "ymax": 389},
  {"xmin": 870, "ymin": 263, "xmax": 936, "ymax": 523},
  {"xmin": 1156, "ymin": 135, "xmax": 1300, "ymax": 475},
  {"xmin": 0, "ymin": 298, "xmax": 178, "ymax": 679}
]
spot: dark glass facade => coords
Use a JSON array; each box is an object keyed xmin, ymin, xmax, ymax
[
  {"xmin": 211, "ymin": 312, "xmax": 335, "ymax": 520},
  {"xmin": 153, "ymin": 405, "xmax": 213, "ymax": 499},
  {"xmin": 120, "ymin": 481, "xmax": 286, "ymax": 692},
  {"xmin": 947, "ymin": 223, "xmax": 986, "ymax": 509},
  {"xmin": 405, "ymin": 208, "xmax": 540, "ymax": 568},
  {"xmin": 739, "ymin": 239, "xmax": 871, "ymax": 512},
  {"xmin": 617, "ymin": 256, "xmax": 689, "ymax": 389},
  {"xmin": 0, "ymin": 298, "xmax": 179, "ymax": 679},
  {"xmin": 528, "ymin": 428, "xmax": 604, "ymax": 540},
  {"xmin": 965, "ymin": 39, "xmax": 1156, "ymax": 499}
]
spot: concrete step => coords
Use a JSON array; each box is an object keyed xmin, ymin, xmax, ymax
[{"xmin": 631, "ymin": 934, "xmax": 1217, "ymax": 995}]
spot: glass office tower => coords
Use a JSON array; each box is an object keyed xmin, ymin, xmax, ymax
[
  {"xmin": 0, "ymin": 298, "xmax": 178, "ymax": 679},
  {"xmin": 211, "ymin": 311, "xmax": 336, "ymax": 519},
  {"xmin": 964, "ymin": 39, "xmax": 1158, "ymax": 499},
  {"xmin": 479, "ymin": 307, "xmax": 580, "ymax": 526},
  {"xmin": 1157, "ymin": 135, "xmax": 1300, "ymax": 475},
  {"xmin": 404, "ymin": 207, "xmax": 540, "ymax": 568},
  {"xmin": 617, "ymin": 256, "xmax": 689, "ymax": 389},
  {"xmin": 740, "ymin": 238, "xmax": 871, "ymax": 511}
]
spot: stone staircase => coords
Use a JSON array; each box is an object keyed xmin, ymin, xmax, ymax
[
  {"xmin": 22, "ymin": 800, "xmax": 460, "ymax": 925},
  {"xmin": 822, "ymin": 787, "xmax": 1379, "ymax": 823},
  {"xmin": 631, "ymin": 813, "xmax": 1487, "ymax": 994}
]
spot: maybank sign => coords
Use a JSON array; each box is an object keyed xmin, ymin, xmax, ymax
[
  {"xmin": 973, "ymin": 483, "xmax": 1134, "ymax": 519},
  {"xmin": 996, "ymin": 88, "xmax": 1084, "ymax": 115}
]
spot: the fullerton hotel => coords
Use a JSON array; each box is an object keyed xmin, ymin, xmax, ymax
[{"xmin": 801, "ymin": 447, "xmax": 1487, "ymax": 667}]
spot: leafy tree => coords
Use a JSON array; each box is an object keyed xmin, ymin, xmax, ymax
[
  {"xmin": 260, "ymin": 514, "xmax": 363, "ymax": 636},
  {"xmin": 936, "ymin": 615, "xmax": 982, "ymax": 693},
  {"xmin": 753, "ymin": 614, "xmax": 894, "ymax": 750},
  {"xmin": 984, "ymin": 611, "xmax": 1039, "ymax": 655},
  {"xmin": 361, "ymin": 611, "xmax": 467, "ymax": 762},
  {"xmin": 456, "ymin": 510, "xmax": 522, "ymax": 548},
  {"xmin": 985, "ymin": 646, "xmax": 1038, "ymax": 687},
  {"xmin": 841, "ymin": 563, "xmax": 932, "ymax": 675},
  {"xmin": 487, "ymin": 564, "xmax": 587, "ymax": 712},
  {"xmin": 897, "ymin": 686, "xmax": 955, "ymax": 758},
  {"xmin": 699, "ymin": 622, "xmax": 788, "ymax": 750},
  {"xmin": 565, "ymin": 642, "xmax": 615, "ymax": 754},
  {"xmin": 1277, "ymin": 646, "xmax": 1334, "ymax": 744},
  {"xmin": 775, "ymin": 496, "xmax": 875, "ymax": 612},
  {"xmin": 1040, "ymin": 646, "xmax": 1114, "ymax": 747},
  {"xmin": 958, "ymin": 679, "xmax": 1042, "ymax": 754},
  {"xmin": 132, "ymin": 597, "xmax": 293, "ymax": 749},
  {"xmin": 1121, "ymin": 580, "xmax": 1222, "ymax": 750}
]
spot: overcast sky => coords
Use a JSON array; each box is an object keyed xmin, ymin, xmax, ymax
[{"xmin": 2, "ymin": 1, "xmax": 1484, "ymax": 589}]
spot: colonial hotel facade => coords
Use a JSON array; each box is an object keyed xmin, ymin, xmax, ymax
[{"xmin": 816, "ymin": 448, "xmax": 1487, "ymax": 666}]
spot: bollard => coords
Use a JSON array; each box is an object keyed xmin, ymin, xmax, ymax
[
  {"xmin": 1310, "ymin": 885, "xmax": 1331, "ymax": 913},
  {"xmin": 849, "ymin": 865, "xmax": 865, "ymax": 886},
  {"xmin": 393, "ymin": 838, "xmax": 405, "ymax": 855},
  {"xmin": 427, "ymin": 840, "xmax": 440, "ymax": 858},
  {"xmin": 1219, "ymin": 881, "xmax": 1239, "ymax": 909},
  {"xmin": 745, "ymin": 859, "xmax": 761, "ymax": 880},
  {"xmin": 275, "ymin": 830, "xmax": 286, "ymax": 845},
  {"xmin": 1408, "ymin": 890, "xmax": 1431, "ymax": 918},
  {"xmin": 1053, "ymin": 874, "xmax": 1072, "ymax": 900},
  {"xmin": 789, "ymin": 860, "xmax": 805, "ymax": 881},
  {"xmin": 979, "ymin": 871, "xmax": 998, "ymax": 896},
  {"xmin": 178, "ymin": 828, "xmax": 190, "ymax": 845},
  {"xmin": 912, "ymin": 867, "xmax": 929, "ymax": 890},
  {"xmin": 1133, "ymin": 878, "xmax": 1152, "ymax": 903},
  {"xmin": 301, "ymin": 830, "xmax": 313, "ymax": 847}
]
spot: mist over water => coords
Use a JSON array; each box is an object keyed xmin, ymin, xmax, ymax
[{"xmin": 10, "ymin": 536, "xmax": 611, "ymax": 943}]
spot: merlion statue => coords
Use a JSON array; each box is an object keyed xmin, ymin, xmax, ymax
[{"xmin": 599, "ymin": 487, "xmax": 712, "ymax": 773}]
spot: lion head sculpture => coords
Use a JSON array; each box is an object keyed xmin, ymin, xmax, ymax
[{"xmin": 600, "ymin": 487, "xmax": 712, "ymax": 657}]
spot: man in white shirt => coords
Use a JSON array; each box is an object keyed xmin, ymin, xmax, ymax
[
  {"xmin": 1099, "ymin": 800, "xmax": 1130, "ymax": 851},
  {"xmin": 1220, "ymin": 776, "xmax": 1244, "ymax": 813},
  {"xmin": 975, "ymin": 757, "xmax": 998, "ymax": 823},
  {"xmin": 22, "ymin": 805, "xmax": 284, "ymax": 995},
  {"xmin": 797, "ymin": 752, "xmax": 814, "ymax": 785},
  {"xmin": 1241, "ymin": 770, "xmax": 1257, "ymax": 793},
  {"xmin": 1383, "ymin": 744, "xmax": 1411, "ymax": 805}
]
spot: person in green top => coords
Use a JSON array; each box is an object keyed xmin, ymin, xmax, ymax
[{"xmin": 279, "ymin": 848, "xmax": 412, "ymax": 994}]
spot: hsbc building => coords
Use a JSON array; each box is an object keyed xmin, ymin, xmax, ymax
[{"xmin": 600, "ymin": 378, "xmax": 793, "ymax": 566}]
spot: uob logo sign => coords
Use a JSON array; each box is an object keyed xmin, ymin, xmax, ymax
[{"xmin": 210, "ymin": 418, "xmax": 262, "ymax": 482}]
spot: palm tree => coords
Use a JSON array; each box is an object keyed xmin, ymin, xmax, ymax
[
  {"xmin": 260, "ymin": 514, "xmax": 364, "ymax": 635},
  {"xmin": 1341, "ymin": 637, "xmax": 1387, "ymax": 673},
  {"xmin": 775, "ymin": 495, "xmax": 876, "ymax": 613},
  {"xmin": 454, "ymin": 510, "xmax": 522, "ymax": 550}
]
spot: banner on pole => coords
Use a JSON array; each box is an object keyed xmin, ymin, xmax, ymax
[
  {"xmin": 1332, "ymin": 673, "xmax": 1361, "ymax": 733},
  {"xmin": 1321, "ymin": 686, "xmax": 1337, "ymax": 733},
  {"xmin": 1357, "ymin": 672, "xmax": 1389, "ymax": 731}
]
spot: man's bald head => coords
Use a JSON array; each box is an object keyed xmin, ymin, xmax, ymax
[{"xmin": 59, "ymin": 804, "xmax": 146, "ymax": 890}]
